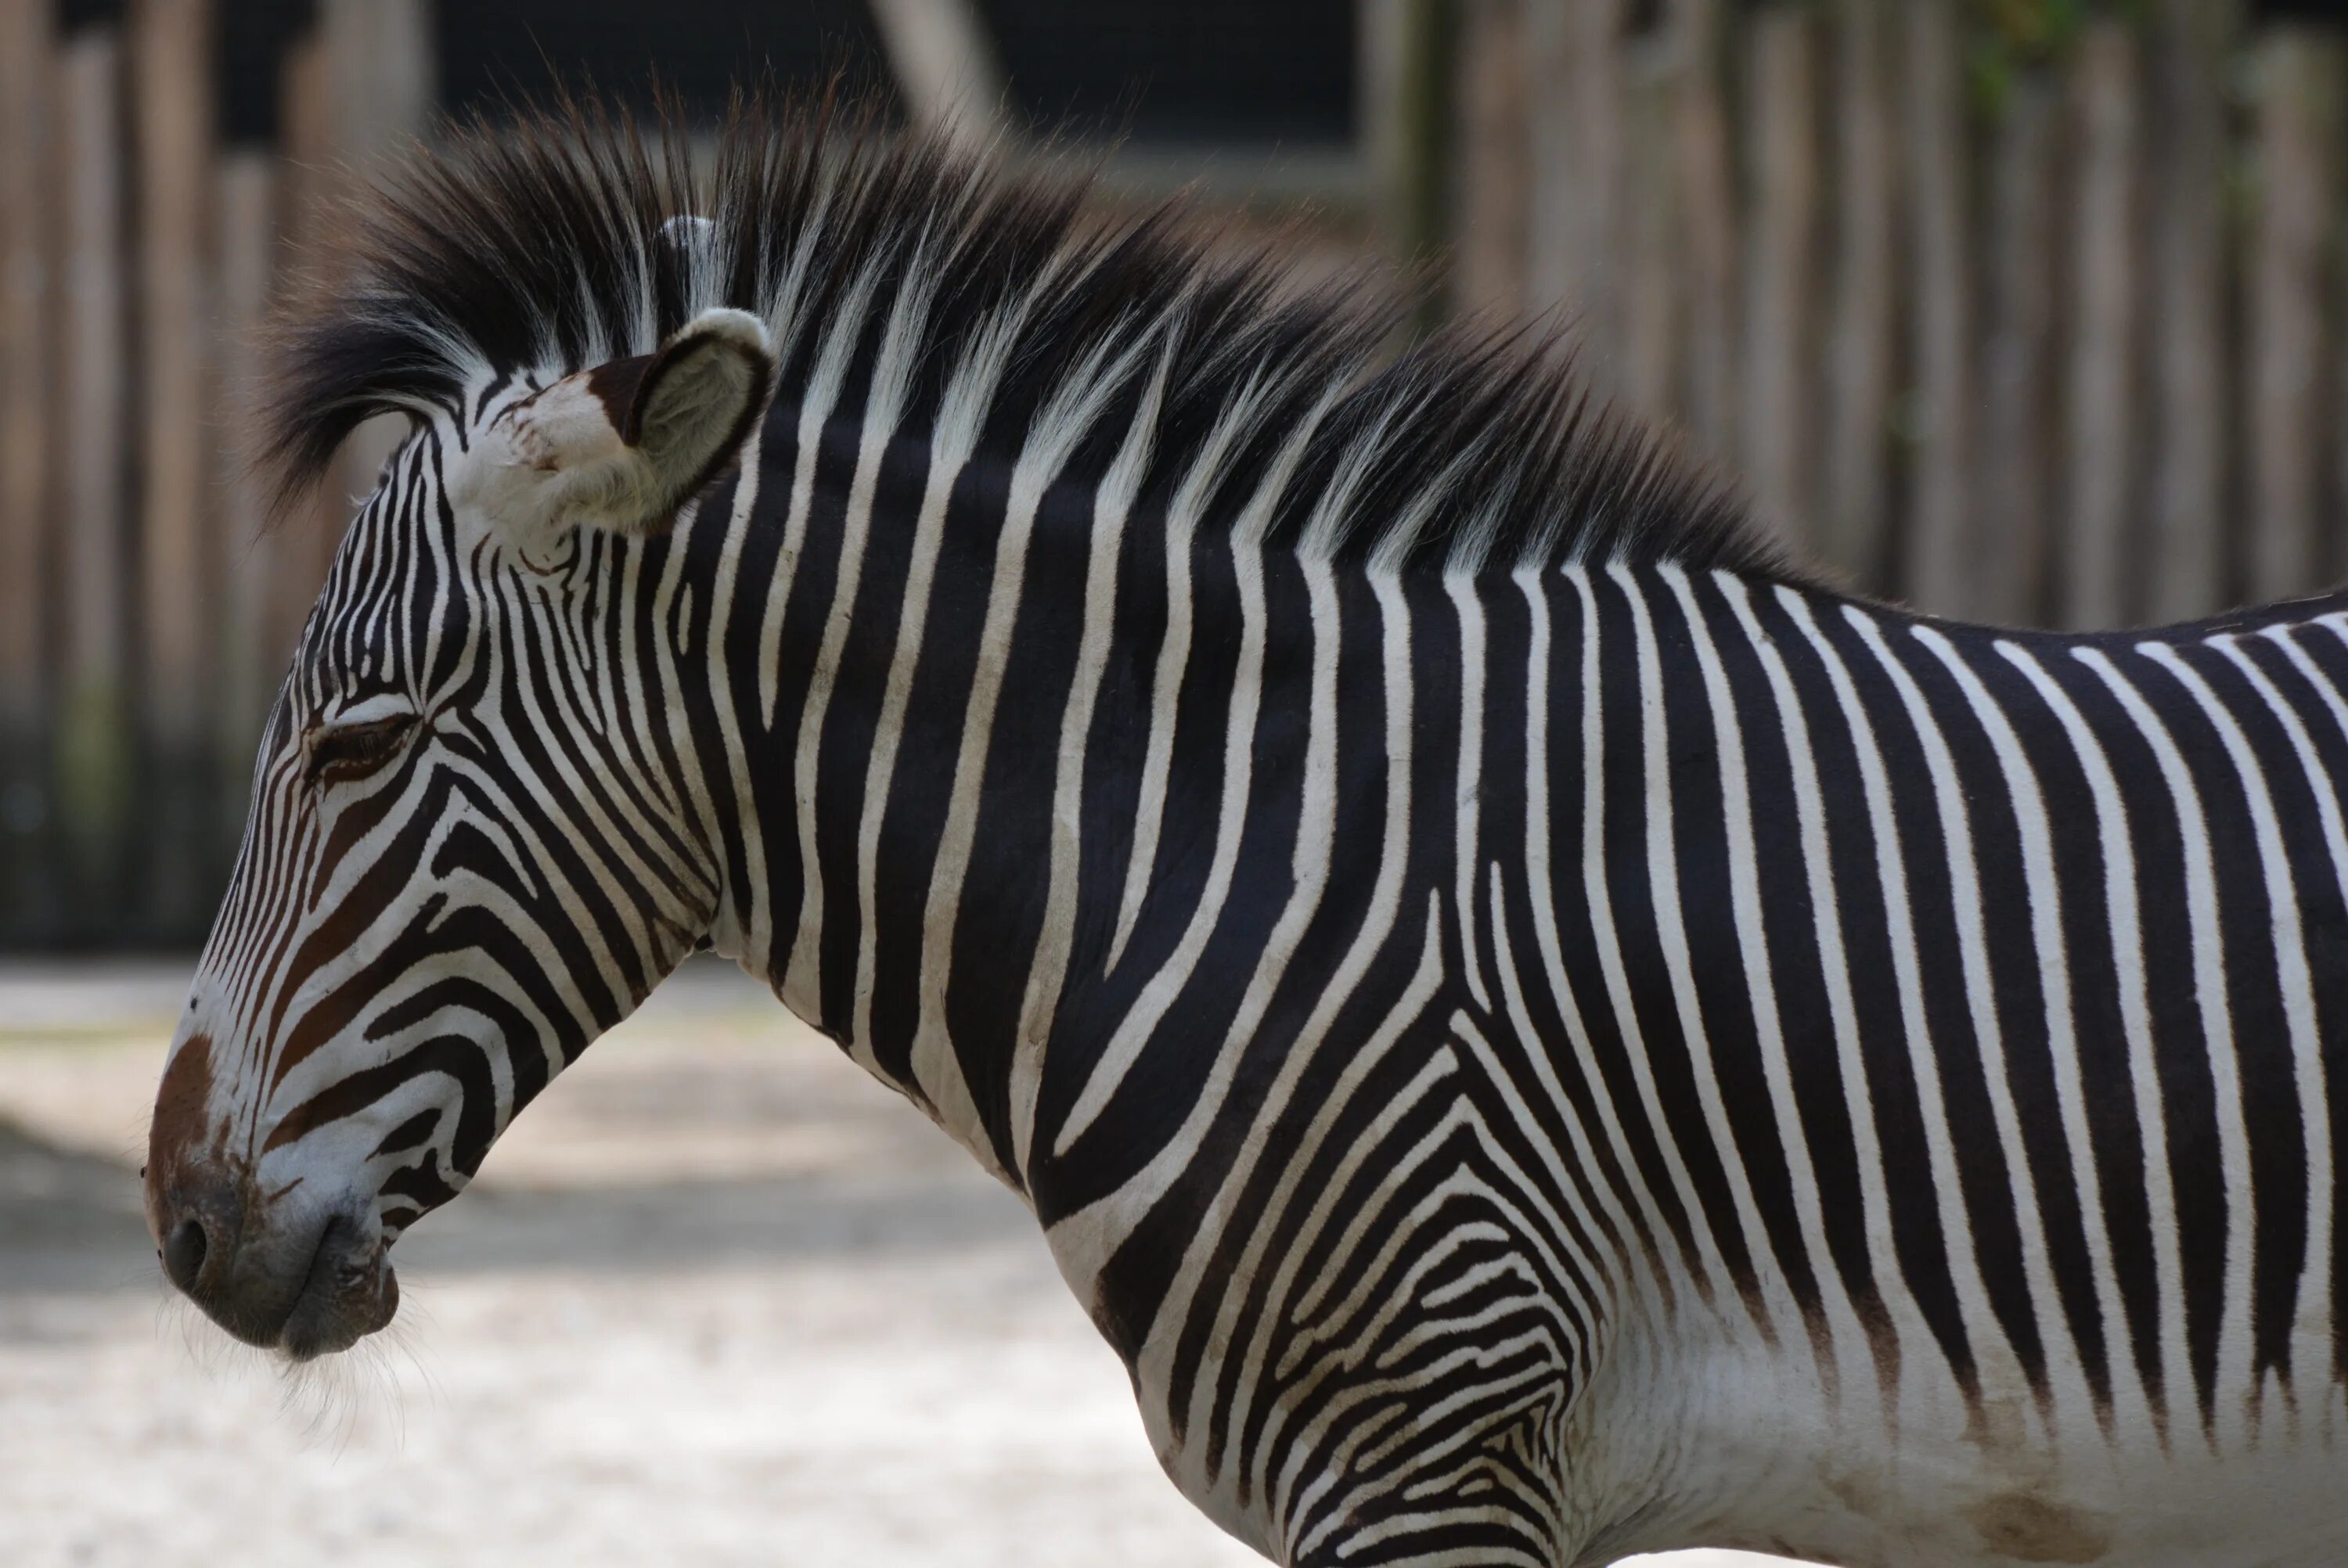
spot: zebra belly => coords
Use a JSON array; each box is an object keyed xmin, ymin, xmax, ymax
[
  {"xmin": 1083, "ymin": 1242, "xmax": 2348, "ymax": 1567},
  {"xmin": 1619, "ymin": 1322, "xmax": 2348, "ymax": 1568}
]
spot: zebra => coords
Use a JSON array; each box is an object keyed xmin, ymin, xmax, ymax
[{"xmin": 142, "ymin": 98, "xmax": 2348, "ymax": 1567}]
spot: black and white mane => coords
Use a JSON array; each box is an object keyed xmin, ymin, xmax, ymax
[{"xmin": 264, "ymin": 95, "xmax": 1780, "ymax": 581}]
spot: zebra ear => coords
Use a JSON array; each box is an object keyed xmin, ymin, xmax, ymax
[{"xmin": 453, "ymin": 307, "xmax": 774, "ymax": 543}]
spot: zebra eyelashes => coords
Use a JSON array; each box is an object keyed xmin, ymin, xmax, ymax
[{"xmin": 303, "ymin": 714, "xmax": 420, "ymax": 789}]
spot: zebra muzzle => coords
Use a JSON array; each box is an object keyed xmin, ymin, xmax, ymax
[
  {"xmin": 275, "ymin": 1210, "xmax": 399, "ymax": 1361},
  {"xmin": 149, "ymin": 1169, "xmax": 396, "ymax": 1359}
]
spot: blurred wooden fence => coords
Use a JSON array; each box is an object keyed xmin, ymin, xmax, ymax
[
  {"xmin": 1370, "ymin": 0, "xmax": 2348, "ymax": 628},
  {"xmin": 6, "ymin": 0, "xmax": 2348, "ymax": 948},
  {"xmin": 0, "ymin": 0, "xmax": 430, "ymax": 948}
]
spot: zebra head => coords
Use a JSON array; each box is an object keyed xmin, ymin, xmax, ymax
[{"xmin": 144, "ymin": 304, "xmax": 776, "ymax": 1358}]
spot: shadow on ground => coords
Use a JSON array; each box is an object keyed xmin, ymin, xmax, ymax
[
  {"xmin": 0, "ymin": 1115, "xmax": 152, "ymax": 1294},
  {"xmin": 0, "ymin": 1108, "xmax": 1034, "ymax": 1308}
]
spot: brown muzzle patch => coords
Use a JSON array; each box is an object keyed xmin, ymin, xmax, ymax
[{"xmin": 144, "ymin": 1032, "xmax": 223, "ymax": 1239}]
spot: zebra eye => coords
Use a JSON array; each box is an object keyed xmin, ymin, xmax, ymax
[{"xmin": 304, "ymin": 714, "xmax": 419, "ymax": 788}]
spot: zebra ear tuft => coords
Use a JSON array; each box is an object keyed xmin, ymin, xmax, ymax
[{"xmin": 452, "ymin": 307, "xmax": 774, "ymax": 544}]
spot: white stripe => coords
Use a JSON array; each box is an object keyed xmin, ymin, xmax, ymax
[
  {"xmin": 1849, "ymin": 607, "xmax": 2078, "ymax": 1431},
  {"xmin": 776, "ymin": 258, "xmax": 935, "ymax": 1012},
  {"xmin": 1058, "ymin": 386, "xmax": 1339, "ymax": 1150},
  {"xmin": 907, "ymin": 329, "xmax": 1156, "ymax": 1164},
  {"xmin": 1446, "ymin": 571, "xmax": 1493, "ymax": 1012},
  {"xmin": 1007, "ymin": 333, "xmax": 1176, "ymax": 1174},
  {"xmin": 1052, "ymin": 569, "xmax": 1413, "ymax": 1340},
  {"xmin": 1569, "ymin": 564, "xmax": 1756, "ymax": 1327},
  {"xmin": 1228, "ymin": 903, "xmax": 1456, "ymax": 1514},
  {"xmin": 754, "ymin": 258, "xmax": 883, "ymax": 732},
  {"xmin": 1483, "ymin": 858, "xmax": 1639, "ymax": 1320},
  {"xmin": 849, "ymin": 299, "xmax": 1041, "ymax": 1059},
  {"xmin": 2074, "ymin": 643, "xmax": 2256, "ymax": 1444},
  {"xmin": 1914, "ymin": 624, "xmax": 2132, "ymax": 1427},
  {"xmin": 1104, "ymin": 372, "xmax": 1285, "ymax": 971},
  {"xmin": 1525, "ymin": 567, "xmax": 1694, "ymax": 1322},
  {"xmin": 1716, "ymin": 577, "xmax": 1901, "ymax": 1344},
  {"xmin": 1778, "ymin": 590, "xmax": 2007, "ymax": 1378},
  {"xmin": 1488, "ymin": 574, "xmax": 1644, "ymax": 1318},
  {"xmin": 1997, "ymin": 638, "xmax": 2188, "ymax": 1433},
  {"xmin": 1640, "ymin": 564, "xmax": 1815, "ymax": 1361},
  {"xmin": 2149, "ymin": 638, "xmax": 2332, "ymax": 1404},
  {"xmin": 1694, "ymin": 570, "xmax": 1893, "ymax": 1407}
]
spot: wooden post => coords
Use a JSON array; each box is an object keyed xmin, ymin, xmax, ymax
[
  {"xmin": 213, "ymin": 151, "xmax": 279, "ymax": 829},
  {"xmin": 214, "ymin": 151, "xmax": 279, "ymax": 798},
  {"xmin": 1360, "ymin": 0, "xmax": 1455, "ymax": 323},
  {"xmin": 1821, "ymin": 0, "xmax": 1896, "ymax": 592},
  {"xmin": 0, "ymin": 0, "xmax": 55, "ymax": 937},
  {"xmin": 1529, "ymin": 0, "xmax": 1623, "ymax": 374},
  {"xmin": 1739, "ymin": 5, "xmax": 1820, "ymax": 547},
  {"xmin": 131, "ymin": 0, "xmax": 218, "ymax": 932},
  {"xmin": 1976, "ymin": 73, "xmax": 2062, "ymax": 627},
  {"xmin": 273, "ymin": 3, "xmax": 430, "ymax": 661},
  {"xmin": 1451, "ymin": 0, "xmax": 1529, "ymax": 320},
  {"xmin": 132, "ymin": 0, "xmax": 214, "ymax": 738},
  {"xmin": 265, "ymin": 1, "xmax": 435, "ymax": 665},
  {"xmin": 56, "ymin": 29, "xmax": 130, "ymax": 911},
  {"xmin": 272, "ymin": 25, "xmax": 337, "ymax": 664},
  {"xmin": 322, "ymin": 0, "xmax": 434, "ymax": 160},
  {"xmin": 2146, "ymin": 0, "xmax": 2235, "ymax": 621},
  {"xmin": 2247, "ymin": 30, "xmax": 2342, "ymax": 602},
  {"xmin": 868, "ymin": 0, "xmax": 1009, "ymax": 157},
  {"xmin": 1619, "ymin": 27, "xmax": 1680, "ymax": 419},
  {"xmin": 0, "ymin": 0, "xmax": 50, "ymax": 731},
  {"xmin": 2062, "ymin": 23, "xmax": 2145, "ymax": 631},
  {"xmin": 1670, "ymin": 0, "xmax": 1736, "ymax": 459},
  {"xmin": 322, "ymin": 0, "xmax": 433, "ymax": 520},
  {"xmin": 1901, "ymin": 0, "xmax": 1972, "ymax": 617},
  {"xmin": 1362, "ymin": 0, "xmax": 1411, "ymax": 261}
]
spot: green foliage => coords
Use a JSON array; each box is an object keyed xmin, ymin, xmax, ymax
[
  {"xmin": 1978, "ymin": 0, "xmax": 2089, "ymax": 65},
  {"xmin": 1966, "ymin": 0, "xmax": 2147, "ymax": 117}
]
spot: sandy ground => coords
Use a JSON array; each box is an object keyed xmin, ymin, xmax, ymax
[{"xmin": 0, "ymin": 958, "xmax": 1797, "ymax": 1568}]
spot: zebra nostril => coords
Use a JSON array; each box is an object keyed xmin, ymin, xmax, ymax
[{"xmin": 163, "ymin": 1217, "xmax": 209, "ymax": 1293}]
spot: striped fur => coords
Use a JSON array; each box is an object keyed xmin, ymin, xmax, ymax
[{"xmin": 152, "ymin": 102, "xmax": 2348, "ymax": 1566}]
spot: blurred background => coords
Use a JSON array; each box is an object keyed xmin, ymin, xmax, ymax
[
  {"xmin": 2, "ymin": 2, "xmax": 2346, "ymax": 1563},
  {"xmin": 4, "ymin": 0, "xmax": 2348, "ymax": 947},
  {"xmin": 8, "ymin": 0, "xmax": 2348, "ymax": 949}
]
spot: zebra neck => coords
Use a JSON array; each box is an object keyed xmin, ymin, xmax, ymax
[
  {"xmin": 709, "ymin": 407, "xmax": 1473, "ymax": 1189},
  {"xmin": 707, "ymin": 414, "xmax": 1159, "ymax": 1183}
]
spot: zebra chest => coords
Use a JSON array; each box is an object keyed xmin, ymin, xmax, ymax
[
  {"xmin": 1100, "ymin": 1253, "xmax": 1589, "ymax": 1566},
  {"xmin": 1039, "ymin": 1135, "xmax": 1624, "ymax": 1565}
]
